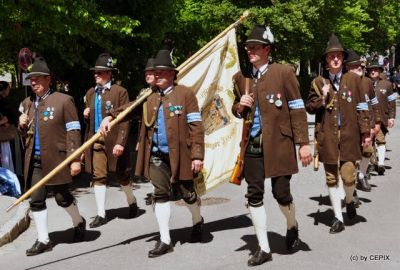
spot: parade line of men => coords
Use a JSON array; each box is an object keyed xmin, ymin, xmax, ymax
[{"xmin": 16, "ymin": 25, "xmax": 397, "ymax": 267}]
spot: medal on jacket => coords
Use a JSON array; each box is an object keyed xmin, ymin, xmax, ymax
[
  {"xmin": 347, "ymin": 91, "xmax": 352, "ymax": 102},
  {"xmin": 105, "ymin": 101, "xmax": 114, "ymax": 113},
  {"xmin": 269, "ymin": 94, "xmax": 274, "ymax": 104},
  {"xmin": 42, "ymin": 107, "xmax": 55, "ymax": 121},
  {"xmin": 168, "ymin": 103, "xmax": 175, "ymax": 117},
  {"xmin": 174, "ymin": 105, "xmax": 183, "ymax": 115},
  {"xmin": 275, "ymin": 93, "xmax": 282, "ymax": 107}
]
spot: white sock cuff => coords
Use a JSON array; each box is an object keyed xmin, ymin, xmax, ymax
[{"xmin": 32, "ymin": 210, "xmax": 49, "ymax": 244}]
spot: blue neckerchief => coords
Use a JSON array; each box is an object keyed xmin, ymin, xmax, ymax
[
  {"xmin": 152, "ymin": 104, "xmax": 169, "ymax": 154},
  {"xmin": 94, "ymin": 90, "xmax": 102, "ymax": 133},
  {"xmin": 250, "ymin": 103, "xmax": 261, "ymax": 137},
  {"xmin": 34, "ymin": 108, "xmax": 40, "ymax": 156},
  {"xmin": 93, "ymin": 82, "xmax": 111, "ymax": 132}
]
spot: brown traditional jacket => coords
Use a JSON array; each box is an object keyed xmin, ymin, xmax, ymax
[
  {"xmin": 361, "ymin": 76, "xmax": 381, "ymax": 127},
  {"xmin": 306, "ymin": 71, "xmax": 370, "ymax": 164},
  {"xmin": 372, "ymin": 78, "xmax": 397, "ymax": 128},
  {"xmin": 134, "ymin": 85, "xmax": 205, "ymax": 181},
  {"xmin": 231, "ymin": 63, "xmax": 309, "ymax": 178},
  {"xmin": 84, "ymin": 84, "xmax": 131, "ymax": 173},
  {"xmin": 20, "ymin": 91, "xmax": 81, "ymax": 188}
]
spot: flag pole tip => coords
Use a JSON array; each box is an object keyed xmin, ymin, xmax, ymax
[
  {"xmin": 6, "ymin": 204, "xmax": 15, "ymax": 212},
  {"xmin": 241, "ymin": 10, "xmax": 250, "ymax": 19}
]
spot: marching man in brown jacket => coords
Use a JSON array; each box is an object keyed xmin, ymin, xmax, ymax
[
  {"xmin": 19, "ymin": 57, "xmax": 86, "ymax": 256},
  {"xmin": 306, "ymin": 34, "xmax": 371, "ymax": 234},
  {"xmin": 101, "ymin": 49, "xmax": 205, "ymax": 258},
  {"xmin": 366, "ymin": 60, "xmax": 397, "ymax": 175},
  {"xmin": 83, "ymin": 53, "xmax": 137, "ymax": 228},
  {"xmin": 231, "ymin": 24, "xmax": 312, "ymax": 267},
  {"xmin": 344, "ymin": 49, "xmax": 381, "ymax": 193}
]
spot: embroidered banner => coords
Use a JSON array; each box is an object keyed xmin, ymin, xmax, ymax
[{"xmin": 177, "ymin": 28, "xmax": 241, "ymax": 194}]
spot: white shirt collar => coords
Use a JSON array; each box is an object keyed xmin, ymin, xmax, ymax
[
  {"xmin": 329, "ymin": 70, "xmax": 343, "ymax": 81},
  {"xmin": 160, "ymin": 85, "xmax": 173, "ymax": 96},
  {"xmin": 95, "ymin": 81, "xmax": 112, "ymax": 92},
  {"xmin": 253, "ymin": 63, "xmax": 269, "ymax": 78}
]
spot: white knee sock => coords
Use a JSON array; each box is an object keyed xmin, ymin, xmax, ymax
[
  {"xmin": 359, "ymin": 157, "xmax": 370, "ymax": 176},
  {"xmin": 64, "ymin": 203, "xmax": 83, "ymax": 227},
  {"xmin": 155, "ymin": 202, "xmax": 171, "ymax": 245},
  {"xmin": 377, "ymin": 145, "xmax": 386, "ymax": 165},
  {"xmin": 121, "ymin": 183, "xmax": 136, "ymax": 205},
  {"xmin": 32, "ymin": 210, "xmax": 49, "ymax": 244},
  {"xmin": 328, "ymin": 186, "xmax": 343, "ymax": 222},
  {"xmin": 279, "ymin": 203, "xmax": 297, "ymax": 229},
  {"xmin": 249, "ymin": 206, "xmax": 270, "ymax": 253},
  {"xmin": 337, "ymin": 178, "xmax": 346, "ymax": 200},
  {"xmin": 343, "ymin": 184, "xmax": 355, "ymax": 204},
  {"xmin": 94, "ymin": 185, "xmax": 106, "ymax": 217},
  {"xmin": 185, "ymin": 200, "xmax": 202, "ymax": 225}
]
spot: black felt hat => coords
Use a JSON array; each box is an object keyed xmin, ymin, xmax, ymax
[
  {"xmin": 153, "ymin": 49, "xmax": 178, "ymax": 73},
  {"xmin": 344, "ymin": 49, "xmax": 362, "ymax": 65},
  {"xmin": 144, "ymin": 58, "xmax": 155, "ymax": 71},
  {"xmin": 366, "ymin": 59, "xmax": 383, "ymax": 70},
  {"xmin": 90, "ymin": 53, "xmax": 117, "ymax": 71},
  {"xmin": 321, "ymin": 33, "xmax": 348, "ymax": 61},
  {"xmin": 26, "ymin": 57, "xmax": 50, "ymax": 79},
  {"xmin": 245, "ymin": 24, "xmax": 274, "ymax": 45}
]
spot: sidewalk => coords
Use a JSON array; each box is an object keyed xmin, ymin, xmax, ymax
[{"xmin": 0, "ymin": 196, "xmax": 30, "ymax": 247}]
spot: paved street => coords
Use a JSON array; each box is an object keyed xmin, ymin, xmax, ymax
[{"xmin": 1, "ymin": 103, "xmax": 399, "ymax": 270}]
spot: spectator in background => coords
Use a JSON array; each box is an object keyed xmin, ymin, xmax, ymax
[
  {"xmin": 0, "ymin": 81, "xmax": 18, "ymax": 172},
  {"xmin": 0, "ymin": 167, "xmax": 21, "ymax": 198}
]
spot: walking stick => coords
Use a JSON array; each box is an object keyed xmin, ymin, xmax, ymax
[{"xmin": 6, "ymin": 88, "xmax": 153, "ymax": 212}]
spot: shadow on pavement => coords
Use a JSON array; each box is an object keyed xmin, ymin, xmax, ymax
[
  {"xmin": 307, "ymin": 209, "xmax": 367, "ymax": 229},
  {"xmin": 236, "ymin": 232, "xmax": 311, "ymax": 256},
  {"xmin": 26, "ymin": 214, "xmax": 252, "ymax": 270},
  {"xmin": 26, "ymin": 231, "xmax": 159, "ymax": 270},
  {"xmin": 49, "ymin": 228, "xmax": 100, "ymax": 246},
  {"xmin": 105, "ymin": 207, "xmax": 146, "ymax": 221},
  {"xmin": 146, "ymin": 214, "xmax": 253, "ymax": 246},
  {"xmin": 309, "ymin": 194, "xmax": 331, "ymax": 206}
]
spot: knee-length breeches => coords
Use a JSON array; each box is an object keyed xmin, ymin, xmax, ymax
[
  {"xmin": 243, "ymin": 152, "xmax": 293, "ymax": 207},
  {"xmin": 149, "ymin": 155, "xmax": 197, "ymax": 204},
  {"xmin": 29, "ymin": 160, "xmax": 74, "ymax": 212},
  {"xmin": 323, "ymin": 161, "xmax": 356, "ymax": 187}
]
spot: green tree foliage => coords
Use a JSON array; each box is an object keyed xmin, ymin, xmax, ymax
[{"xmin": 0, "ymin": 0, "xmax": 399, "ymax": 97}]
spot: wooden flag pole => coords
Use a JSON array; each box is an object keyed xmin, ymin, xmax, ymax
[
  {"xmin": 6, "ymin": 11, "xmax": 251, "ymax": 212},
  {"xmin": 6, "ymin": 88, "xmax": 153, "ymax": 212}
]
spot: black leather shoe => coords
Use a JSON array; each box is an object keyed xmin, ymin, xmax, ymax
[
  {"xmin": 89, "ymin": 215, "xmax": 107, "ymax": 228},
  {"xmin": 74, "ymin": 217, "xmax": 86, "ymax": 241},
  {"xmin": 129, "ymin": 203, "xmax": 138, "ymax": 218},
  {"xmin": 377, "ymin": 165, "xmax": 385, "ymax": 175},
  {"xmin": 148, "ymin": 241, "xmax": 173, "ymax": 258},
  {"xmin": 190, "ymin": 217, "xmax": 204, "ymax": 243},
  {"xmin": 248, "ymin": 247, "xmax": 272, "ymax": 267},
  {"xmin": 357, "ymin": 176, "xmax": 371, "ymax": 192},
  {"xmin": 286, "ymin": 225, "xmax": 300, "ymax": 252},
  {"xmin": 329, "ymin": 218, "xmax": 345, "ymax": 234},
  {"xmin": 26, "ymin": 240, "xmax": 53, "ymax": 256},
  {"xmin": 346, "ymin": 201, "xmax": 357, "ymax": 219}
]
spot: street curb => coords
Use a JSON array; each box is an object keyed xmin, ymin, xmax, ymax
[{"xmin": 0, "ymin": 201, "xmax": 30, "ymax": 247}]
